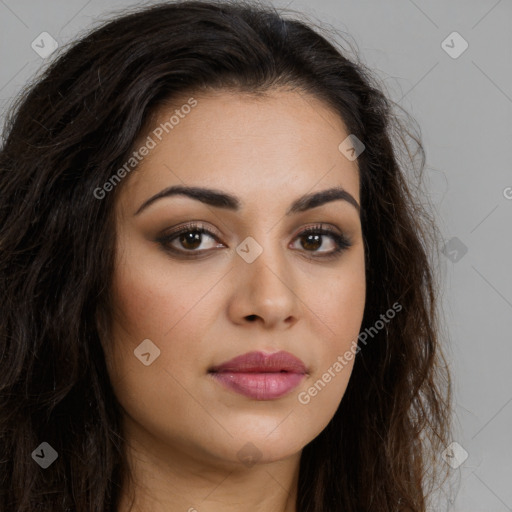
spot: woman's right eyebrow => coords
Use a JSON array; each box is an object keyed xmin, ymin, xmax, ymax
[{"xmin": 134, "ymin": 184, "xmax": 360, "ymax": 216}]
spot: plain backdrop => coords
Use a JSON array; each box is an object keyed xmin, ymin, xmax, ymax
[{"xmin": 1, "ymin": 1, "xmax": 511, "ymax": 511}]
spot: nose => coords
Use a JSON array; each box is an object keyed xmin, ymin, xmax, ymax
[{"xmin": 227, "ymin": 242, "xmax": 301, "ymax": 330}]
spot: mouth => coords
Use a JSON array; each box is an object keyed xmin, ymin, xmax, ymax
[{"xmin": 208, "ymin": 350, "xmax": 308, "ymax": 400}]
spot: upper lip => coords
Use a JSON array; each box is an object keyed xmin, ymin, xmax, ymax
[{"xmin": 209, "ymin": 350, "xmax": 307, "ymax": 374}]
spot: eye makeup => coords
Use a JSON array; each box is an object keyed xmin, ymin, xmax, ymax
[{"xmin": 155, "ymin": 221, "xmax": 352, "ymax": 261}]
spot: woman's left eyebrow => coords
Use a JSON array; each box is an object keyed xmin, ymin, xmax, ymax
[{"xmin": 134, "ymin": 185, "xmax": 360, "ymax": 216}]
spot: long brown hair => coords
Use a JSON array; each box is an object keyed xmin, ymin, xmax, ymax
[{"xmin": 0, "ymin": 1, "xmax": 453, "ymax": 510}]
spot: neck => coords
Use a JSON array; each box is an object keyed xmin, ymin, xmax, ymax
[{"xmin": 116, "ymin": 416, "xmax": 302, "ymax": 512}]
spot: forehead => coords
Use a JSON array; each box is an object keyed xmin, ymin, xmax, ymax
[{"xmin": 118, "ymin": 88, "xmax": 360, "ymax": 214}]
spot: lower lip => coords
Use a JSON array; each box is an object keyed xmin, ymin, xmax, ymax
[{"xmin": 209, "ymin": 371, "xmax": 306, "ymax": 400}]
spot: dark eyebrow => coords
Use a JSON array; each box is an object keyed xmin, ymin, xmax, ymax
[{"xmin": 134, "ymin": 185, "xmax": 360, "ymax": 216}]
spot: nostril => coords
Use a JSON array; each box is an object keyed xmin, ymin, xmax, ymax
[{"xmin": 246, "ymin": 315, "xmax": 257, "ymax": 322}]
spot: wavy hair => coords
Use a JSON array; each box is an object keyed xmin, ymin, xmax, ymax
[{"xmin": 0, "ymin": 1, "xmax": 453, "ymax": 510}]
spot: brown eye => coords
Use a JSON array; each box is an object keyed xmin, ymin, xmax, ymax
[
  {"xmin": 300, "ymin": 233, "xmax": 323, "ymax": 251},
  {"xmin": 157, "ymin": 222, "xmax": 225, "ymax": 257},
  {"xmin": 291, "ymin": 225, "xmax": 352, "ymax": 259},
  {"xmin": 177, "ymin": 231, "xmax": 204, "ymax": 251},
  {"xmin": 157, "ymin": 222, "xmax": 351, "ymax": 260}
]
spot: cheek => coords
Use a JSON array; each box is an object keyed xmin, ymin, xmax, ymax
[
  {"xmin": 109, "ymin": 243, "xmax": 218, "ymax": 341},
  {"xmin": 104, "ymin": 259, "xmax": 217, "ymax": 440},
  {"xmin": 310, "ymin": 253, "xmax": 366, "ymax": 345},
  {"xmin": 105, "ymin": 241, "xmax": 228, "ymax": 392},
  {"xmin": 300, "ymin": 255, "xmax": 365, "ymax": 413}
]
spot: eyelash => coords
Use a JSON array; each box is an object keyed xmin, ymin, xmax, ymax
[{"xmin": 157, "ymin": 221, "xmax": 352, "ymax": 260}]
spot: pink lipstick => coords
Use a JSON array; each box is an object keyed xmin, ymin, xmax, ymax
[{"xmin": 208, "ymin": 350, "xmax": 307, "ymax": 400}]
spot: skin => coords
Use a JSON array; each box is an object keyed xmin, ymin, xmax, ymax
[{"xmin": 103, "ymin": 88, "xmax": 366, "ymax": 512}]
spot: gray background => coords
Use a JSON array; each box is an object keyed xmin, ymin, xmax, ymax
[{"xmin": 1, "ymin": 1, "xmax": 511, "ymax": 510}]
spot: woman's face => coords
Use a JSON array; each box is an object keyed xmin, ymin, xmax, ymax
[{"xmin": 104, "ymin": 89, "xmax": 366, "ymax": 470}]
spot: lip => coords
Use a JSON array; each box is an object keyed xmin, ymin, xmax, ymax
[{"xmin": 208, "ymin": 350, "xmax": 307, "ymax": 400}]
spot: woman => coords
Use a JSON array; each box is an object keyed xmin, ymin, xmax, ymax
[{"xmin": 0, "ymin": 1, "xmax": 453, "ymax": 511}]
